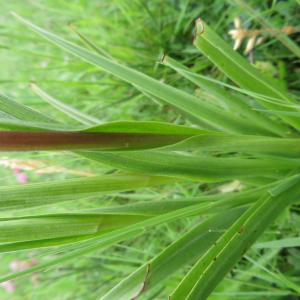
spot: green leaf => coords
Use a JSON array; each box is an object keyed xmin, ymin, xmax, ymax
[
  {"xmin": 12, "ymin": 13, "xmax": 278, "ymax": 135},
  {"xmin": 69, "ymin": 24, "xmax": 115, "ymax": 60},
  {"xmin": 0, "ymin": 227, "xmax": 143, "ymax": 283},
  {"xmin": 0, "ymin": 213, "xmax": 148, "ymax": 244},
  {"xmin": 0, "ymin": 174, "xmax": 174, "ymax": 210},
  {"xmin": 254, "ymin": 237, "xmax": 300, "ymax": 249},
  {"xmin": 30, "ymin": 83, "xmax": 100, "ymax": 125},
  {"xmin": 77, "ymin": 150, "xmax": 298, "ymax": 181},
  {"xmin": 0, "ymin": 184, "xmax": 262, "ymax": 253},
  {"xmin": 0, "ymin": 192, "xmax": 252, "ymax": 283},
  {"xmin": 83, "ymin": 121, "xmax": 205, "ymax": 135},
  {"xmin": 162, "ymin": 55, "xmax": 289, "ymax": 137},
  {"xmin": 0, "ymin": 93, "xmax": 56, "ymax": 123},
  {"xmin": 0, "ymin": 118, "xmax": 76, "ymax": 131},
  {"xmin": 167, "ymin": 133, "xmax": 300, "ymax": 158},
  {"xmin": 193, "ymin": 19, "xmax": 300, "ymax": 132},
  {"xmin": 170, "ymin": 175, "xmax": 300, "ymax": 299},
  {"xmin": 101, "ymin": 207, "xmax": 244, "ymax": 300}
]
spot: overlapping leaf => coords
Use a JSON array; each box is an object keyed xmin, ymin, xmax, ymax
[{"xmin": 193, "ymin": 19, "xmax": 300, "ymax": 132}]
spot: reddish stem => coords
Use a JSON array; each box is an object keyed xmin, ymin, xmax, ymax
[{"xmin": 0, "ymin": 131, "xmax": 187, "ymax": 151}]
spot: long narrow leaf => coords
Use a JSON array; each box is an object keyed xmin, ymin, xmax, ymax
[
  {"xmin": 30, "ymin": 83, "xmax": 100, "ymax": 125},
  {"xmin": 101, "ymin": 208, "xmax": 245, "ymax": 300},
  {"xmin": 170, "ymin": 175, "xmax": 300, "ymax": 299},
  {"xmin": 162, "ymin": 55, "xmax": 288, "ymax": 137},
  {"xmin": 77, "ymin": 150, "xmax": 298, "ymax": 181},
  {"xmin": 0, "ymin": 174, "xmax": 173, "ymax": 210},
  {"xmin": 12, "ymin": 13, "xmax": 279, "ymax": 135},
  {"xmin": 194, "ymin": 19, "xmax": 300, "ymax": 131}
]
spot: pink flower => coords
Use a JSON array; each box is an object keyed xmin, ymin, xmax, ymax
[
  {"xmin": 13, "ymin": 168, "xmax": 28, "ymax": 184},
  {"xmin": 9, "ymin": 259, "xmax": 39, "ymax": 286},
  {"xmin": 9, "ymin": 260, "xmax": 19, "ymax": 271},
  {"xmin": 10, "ymin": 260, "xmax": 34, "ymax": 271},
  {"xmin": 0, "ymin": 280, "xmax": 16, "ymax": 293}
]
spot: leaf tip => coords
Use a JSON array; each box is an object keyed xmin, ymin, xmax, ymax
[
  {"xmin": 29, "ymin": 81, "xmax": 37, "ymax": 90},
  {"xmin": 159, "ymin": 52, "xmax": 167, "ymax": 64},
  {"xmin": 194, "ymin": 18, "xmax": 205, "ymax": 38},
  {"xmin": 129, "ymin": 263, "xmax": 151, "ymax": 300},
  {"xmin": 10, "ymin": 11, "xmax": 22, "ymax": 20}
]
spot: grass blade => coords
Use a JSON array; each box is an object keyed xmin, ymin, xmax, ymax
[
  {"xmin": 0, "ymin": 93, "xmax": 56, "ymax": 123},
  {"xmin": 170, "ymin": 175, "xmax": 300, "ymax": 299},
  {"xmin": 77, "ymin": 150, "xmax": 298, "ymax": 181},
  {"xmin": 194, "ymin": 19, "xmax": 300, "ymax": 131},
  {"xmin": 12, "ymin": 13, "xmax": 279, "ymax": 135},
  {"xmin": 162, "ymin": 55, "xmax": 289, "ymax": 137},
  {"xmin": 0, "ymin": 213, "xmax": 148, "ymax": 244},
  {"xmin": 30, "ymin": 83, "xmax": 100, "ymax": 125},
  {"xmin": 101, "ymin": 208, "xmax": 244, "ymax": 300},
  {"xmin": 254, "ymin": 237, "xmax": 300, "ymax": 249},
  {"xmin": 0, "ymin": 174, "xmax": 174, "ymax": 210}
]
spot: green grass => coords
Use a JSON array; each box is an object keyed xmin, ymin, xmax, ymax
[{"xmin": 0, "ymin": 1, "xmax": 300, "ymax": 299}]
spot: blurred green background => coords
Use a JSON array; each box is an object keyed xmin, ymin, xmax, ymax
[{"xmin": 0, "ymin": 1, "xmax": 300, "ymax": 299}]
